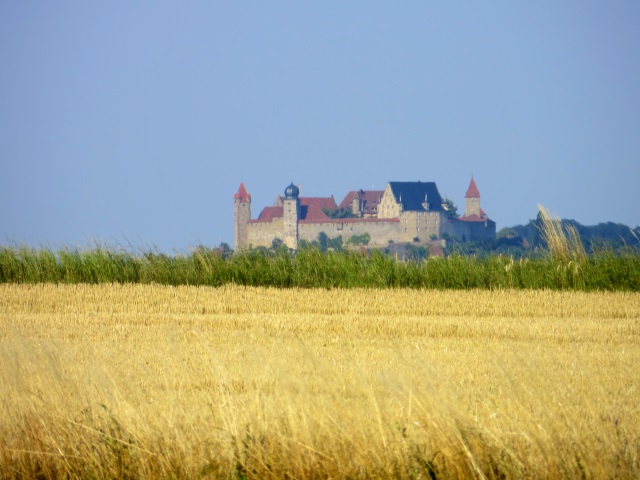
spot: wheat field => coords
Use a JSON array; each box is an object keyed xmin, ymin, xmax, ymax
[{"xmin": 1, "ymin": 284, "xmax": 639, "ymax": 479}]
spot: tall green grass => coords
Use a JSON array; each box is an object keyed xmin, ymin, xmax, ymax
[{"xmin": 0, "ymin": 243, "xmax": 638, "ymax": 290}]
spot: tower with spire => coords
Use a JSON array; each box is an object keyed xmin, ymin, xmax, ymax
[
  {"xmin": 463, "ymin": 176, "xmax": 483, "ymax": 219},
  {"xmin": 233, "ymin": 182, "xmax": 251, "ymax": 250},
  {"xmin": 445, "ymin": 176, "xmax": 495, "ymax": 242}
]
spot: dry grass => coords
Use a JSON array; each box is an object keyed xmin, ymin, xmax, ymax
[
  {"xmin": 1, "ymin": 284, "xmax": 639, "ymax": 478},
  {"xmin": 538, "ymin": 205, "xmax": 588, "ymax": 263}
]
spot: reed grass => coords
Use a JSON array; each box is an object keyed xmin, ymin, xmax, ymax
[
  {"xmin": 1, "ymin": 243, "xmax": 638, "ymax": 290},
  {"xmin": 537, "ymin": 205, "xmax": 588, "ymax": 263}
]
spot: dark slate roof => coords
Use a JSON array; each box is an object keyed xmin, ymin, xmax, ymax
[
  {"xmin": 388, "ymin": 181, "xmax": 445, "ymax": 212},
  {"xmin": 284, "ymin": 183, "xmax": 299, "ymax": 199}
]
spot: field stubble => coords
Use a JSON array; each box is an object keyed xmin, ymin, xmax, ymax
[{"xmin": 1, "ymin": 284, "xmax": 639, "ymax": 479}]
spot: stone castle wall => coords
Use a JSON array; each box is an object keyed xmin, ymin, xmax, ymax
[
  {"xmin": 244, "ymin": 219, "xmax": 403, "ymax": 248},
  {"xmin": 444, "ymin": 218, "xmax": 496, "ymax": 242},
  {"xmin": 299, "ymin": 220, "xmax": 401, "ymax": 246},
  {"xmin": 245, "ymin": 219, "xmax": 284, "ymax": 248},
  {"xmin": 243, "ymin": 213, "xmax": 499, "ymax": 247},
  {"xmin": 242, "ymin": 211, "xmax": 494, "ymax": 248}
]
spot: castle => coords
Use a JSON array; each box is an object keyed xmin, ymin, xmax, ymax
[{"xmin": 234, "ymin": 178, "xmax": 496, "ymax": 250}]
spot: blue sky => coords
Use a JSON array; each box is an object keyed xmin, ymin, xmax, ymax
[{"xmin": 2, "ymin": 2, "xmax": 639, "ymax": 252}]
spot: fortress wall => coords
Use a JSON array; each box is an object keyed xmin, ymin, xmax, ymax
[
  {"xmin": 299, "ymin": 220, "xmax": 401, "ymax": 246},
  {"xmin": 246, "ymin": 219, "xmax": 284, "ymax": 248},
  {"xmin": 445, "ymin": 219, "xmax": 497, "ymax": 242},
  {"xmin": 243, "ymin": 215, "xmax": 496, "ymax": 249}
]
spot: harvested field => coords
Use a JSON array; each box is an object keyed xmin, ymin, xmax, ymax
[{"xmin": 1, "ymin": 284, "xmax": 639, "ymax": 478}]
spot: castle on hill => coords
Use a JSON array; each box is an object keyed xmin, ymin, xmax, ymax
[{"xmin": 234, "ymin": 178, "xmax": 496, "ymax": 250}]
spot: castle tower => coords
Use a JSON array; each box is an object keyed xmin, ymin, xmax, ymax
[
  {"xmin": 351, "ymin": 190, "xmax": 364, "ymax": 217},
  {"xmin": 464, "ymin": 176, "xmax": 482, "ymax": 218},
  {"xmin": 283, "ymin": 183, "xmax": 300, "ymax": 250},
  {"xmin": 234, "ymin": 182, "xmax": 251, "ymax": 250}
]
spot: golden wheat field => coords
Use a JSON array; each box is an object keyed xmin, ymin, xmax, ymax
[{"xmin": 1, "ymin": 284, "xmax": 639, "ymax": 479}]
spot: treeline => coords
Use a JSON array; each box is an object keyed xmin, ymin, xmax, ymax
[
  {"xmin": 491, "ymin": 217, "xmax": 640, "ymax": 257},
  {"xmin": 1, "ymin": 243, "xmax": 638, "ymax": 291},
  {"xmin": 268, "ymin": 217, "xmax": 640, "ymax": 260}
]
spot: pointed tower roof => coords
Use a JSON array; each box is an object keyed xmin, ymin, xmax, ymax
[
  {"xmin": 465, "ymin": 177, "xmax": 480, "ymax": 198},
  {"xmin": 234, "ymin": 182, "xmax": 251, "ymax": 202}
]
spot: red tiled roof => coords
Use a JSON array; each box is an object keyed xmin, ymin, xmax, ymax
[
  {"xmin": 338, "ymin": 190, "xmax": 384, "ymax": 214},
  {"xmin": 340, "ymin": 217, "xmax": 399, "ymax": 224},
  {"xmin": 249, "ymin": 195, "xmax": 401, "ymax": 225},
  {"xmin": 234, "ymin": 182, "xmax": 251, "ymax": 202},
  {"xmin": 338, "ymin": 191, "xmax": 359, "ymax": 209},
  {"xmin": 301, "ymin": 204, "xmax": 330, "ymax": 221},
  {"xmin": 458, "ymin": 208, "xmax": 489, "ymax": 222},
  {"xmin": 465, "ymin": 177, "xmax": 480, "ymax": 198},
  {"xmin": 300, "ymin": 217, "xmax": 399, "ymax": 225},
  {"xmin": 250, "ymin": 206, "xmax": 283, "ymax": 223},
  {"xmin": 300, "ymin": 197, "xmax": 337, "ymax": 210},
  {"xmin": 274, "ymin": 196, "xmax": 337, "ymax": 210},
  {"xmin": 251, "ymin": 198, "xmax": 337, "ymax": 224}
]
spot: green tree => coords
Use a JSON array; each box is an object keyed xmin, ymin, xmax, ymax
[
  {"xmin": 443, "ymin": 198, "xmax": 459, "ymax": 219},
  {"xmin": 323, "ymin": 208, "xmax": 359, "ymax": 219},
  {"xmin": 317, "ymin": 232, "xmax": 330, "ymax": 252},
  {"xmin": 329, "ymin": 235, "xmax": 344, "ymax": 251},
  {"xmin": 347, "ymin": 233, "xmax": 371, "ymax": 246},
  {"xmin": 271, "ymin": 238, "xmax": 284, "ymax": 251}
]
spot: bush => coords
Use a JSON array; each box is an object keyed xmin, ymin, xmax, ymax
[{"xmin": 347, "ymin": 233, "xmax": 371, "ymax": 246}]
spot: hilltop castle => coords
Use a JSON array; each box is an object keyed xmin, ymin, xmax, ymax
[{"xmin": 234, "ymin": 178, "xmax": 495, "ymax": 250}]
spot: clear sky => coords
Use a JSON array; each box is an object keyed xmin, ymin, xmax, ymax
[{"xmin": 2, "ymin": 2, "xmax": 639, "ymax": 252}]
